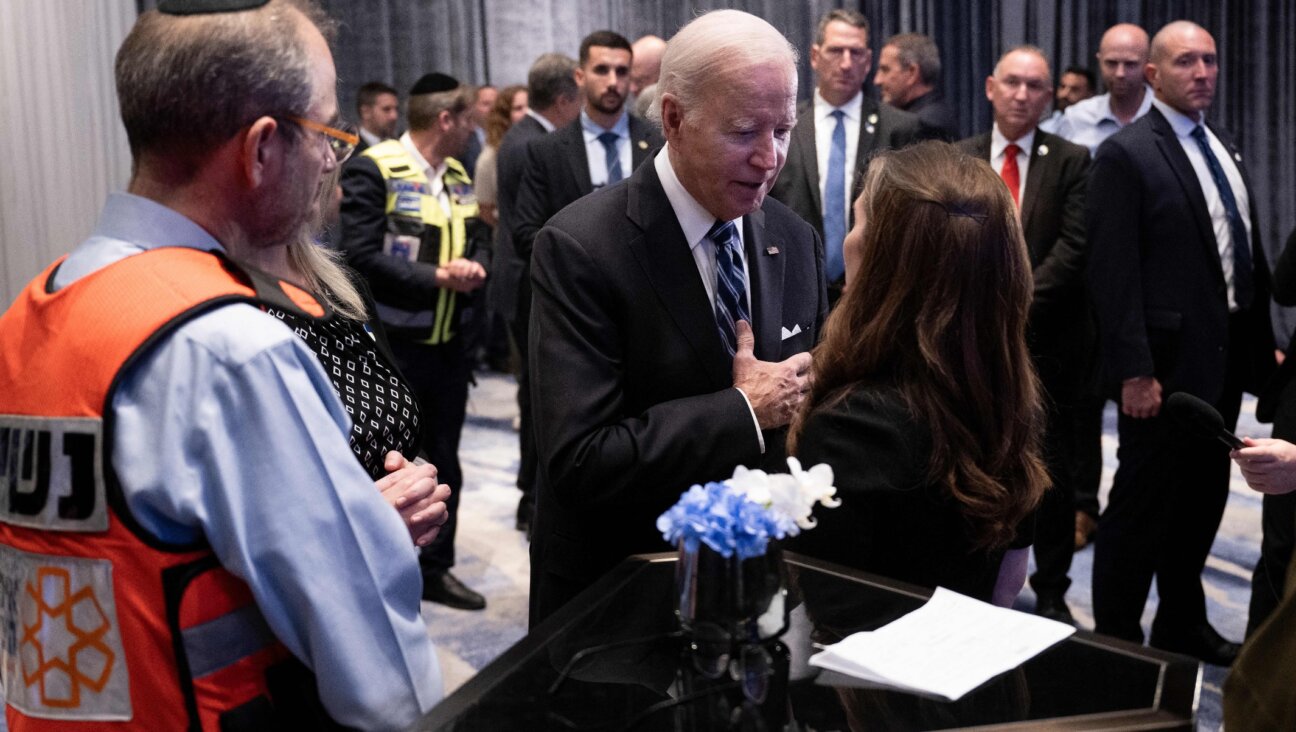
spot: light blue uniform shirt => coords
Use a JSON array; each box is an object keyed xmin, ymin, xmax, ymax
[
  {"xmin": 1054, "ymin": 86, "xmax": 1154, "ymax": 155},
  {"xmin": 51, "ymin": 193, "xmax": 442, "ymax": 730}
]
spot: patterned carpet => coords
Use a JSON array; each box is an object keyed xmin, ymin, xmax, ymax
[{"xmin": 427, "ymin": 372, "xmax": 1267, "ymax": 730}]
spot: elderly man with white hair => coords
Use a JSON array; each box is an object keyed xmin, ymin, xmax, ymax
[{"xmin": 526, "ymin": 9, "xmax": 828, "ymax": 624}]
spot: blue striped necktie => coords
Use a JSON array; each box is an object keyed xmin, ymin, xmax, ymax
[
  {"xmin": 708, "ymin": 219, "xmax": 750, "ymax": 357},
  {"xmin": 597, "ymin": 131, "xmax": 623, "ymax": 184},
  {"xmin": 1189, "ymin": 125, "xmax": 1252, "ymax": 308},
  {"xmin": 823, "ymin": 109, "xmax": 847, "ymax": 282}
]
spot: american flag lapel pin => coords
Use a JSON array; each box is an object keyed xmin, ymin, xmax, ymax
[{"xmin": 766, "ymin": 245, "xmax": 780, "ymax": 256}]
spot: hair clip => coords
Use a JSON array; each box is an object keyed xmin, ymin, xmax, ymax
[{"xmin": 918, "ymin": 198, "xmax": 989, "ymax": 224}]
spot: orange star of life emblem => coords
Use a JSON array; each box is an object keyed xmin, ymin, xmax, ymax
[{"xmin": 19, "ymin": 566, "xmax": 116, "ymax": 708}]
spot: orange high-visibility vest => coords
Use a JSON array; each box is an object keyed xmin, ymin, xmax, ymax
[{"xmin": 0, "ymin": 247, "xmax": 340, "ymax": 730}]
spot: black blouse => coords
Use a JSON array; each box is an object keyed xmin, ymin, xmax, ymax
[
  {"xmin": 789, "ymin": 386, "xmax": 1030, "ymax": 602},
  {"xmin": 267, "ymin": 306, "xmax": 421, "ymax": 480}
]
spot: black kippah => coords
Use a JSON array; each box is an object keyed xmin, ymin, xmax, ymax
[
  {"xmin": 409, "ymin": 72, "xmax": 460, "ymax": 96},
  {"xmin": 158, "ymin": 0, "xmax": 269, "ymax": 15}
]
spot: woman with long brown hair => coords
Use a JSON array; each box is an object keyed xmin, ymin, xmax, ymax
[{"xmin": 788, "ymin": 141, "xmax": 1049, "ymax": 605}]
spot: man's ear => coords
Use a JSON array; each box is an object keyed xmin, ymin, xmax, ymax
[
  {"xmin": 659, "ymin": 93, "xmax": 683, "ymax": 141},
  {"xmin": 241, "ymin": 116, "xmax": 280, "ymax": 188},
  {"xmin": 438, "ymin": 109, "xmax": 454, "ymax": 133}
]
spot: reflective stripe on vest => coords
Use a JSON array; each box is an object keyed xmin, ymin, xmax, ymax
[
  {"xmin": 364, "ymin": 139, "xmax": 478, "ymax": 345},
  {"xmin": 0, "ymin": 248, "xmax": 331, "ymax": 731}
]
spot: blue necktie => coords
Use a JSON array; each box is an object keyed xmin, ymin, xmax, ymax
[
  {"xmin": 823, "ymin": 109, "xmax": 847, "ymax": 282},
  {"xmin": 1190, "ymin": 125, "xmax": 1253, "ymax": 308},
  {"xmin": 598, "ymin": 131, "xmax": 623, "ymax": 185},
  {"xmin": 709, "ymin": 220, "xmax": 750, "ymax": 357}
]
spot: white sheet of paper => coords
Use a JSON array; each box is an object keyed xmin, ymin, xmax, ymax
[{"xmin": 808, "ymin": 586, "xmax": 1076, "ymax": 701}]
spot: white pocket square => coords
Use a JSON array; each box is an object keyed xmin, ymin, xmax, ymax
[{"xmin": 780, "ymin": 324, "xmax": 802, "ymax": 341}]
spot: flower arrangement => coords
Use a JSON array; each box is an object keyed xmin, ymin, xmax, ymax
[{"xmin": 657, "ymin": 457, "xmax": 841, "ymax": 560}]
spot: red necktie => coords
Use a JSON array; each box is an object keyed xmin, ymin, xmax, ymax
[{"xmin": 1000, "ymin": 143, "xmax": 1021, "ymax": 208}]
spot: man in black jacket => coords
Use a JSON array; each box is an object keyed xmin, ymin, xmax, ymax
[{"xmin": 1087, "ymin": 21, "xmax": 1275, "ymax": 665}]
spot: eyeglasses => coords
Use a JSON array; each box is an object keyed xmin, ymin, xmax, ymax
[{"xmin": 285, "ymin": 115, "xmax": 360, "ymax": 163}]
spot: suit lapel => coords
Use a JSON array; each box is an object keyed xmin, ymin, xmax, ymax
[
  {"xmin": 1150, "ymin": 109, "xmax": 1220, "ymax": 277},
  {"xmin": 744, "ymin": 206, "xmax": 784, "ymax": 362},
  {"xmin": 853, "ymin": 99, "xmax": 882, "ymax": 194},
  {"xmin": 629, "ymin": 117, "xmax": 656, "ymax": 170},
  {"xmin": 791, "ymin": 106, "xmax": 822, "ymax": 215},
  {"xmin": 1021, "ymin": 133, "xmax": 1052, "ymax": 233},
  {"xmin": 625, "ymin": 158, "xmax": 733, "ymax": 388},
  {"xmin": 560, "ymin": 121, "xmax": 594, "ymax": 197}
]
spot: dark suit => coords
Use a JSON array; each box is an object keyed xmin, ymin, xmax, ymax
[
  {"xmin": 510, "ymin": 114, "xmax": 662, "ymax": 524},
  {"xmin": 512, "ymin": 114, "xmax": 663, "ymax": 255},
  {"xmin": 768, "ymin": 96, "xmax": 920, "ymax": 294},
  {"xmin": 959, "ymin": 129, "xmax": 1091, "ymax": 605},
  {"xmin": 1087, "ymin": 106, "xmax": 1275, "ymax": 643},
  {"xmin": 903, "ymin": 89, "xmax": 959, "ymax": 142},
  {"xmin": 492, "ymin": 114, "xmax": 551, "ymax": 505},
  {"xmin": 528, "ymin": 154, "xmax": 828, "ymax": 624}
]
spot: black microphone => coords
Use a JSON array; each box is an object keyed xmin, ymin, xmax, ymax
[{"xmin": 1164, "ymin": 392, "xmax": 1244, "ymax": 449}]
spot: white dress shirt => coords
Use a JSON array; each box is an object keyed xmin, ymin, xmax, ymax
[
  {"xmin": 813, "ymin": 90, "xmax": 863, "ymax": 218},
  {"xmin": 990, "ymin": 124, "xmax": 1035, "ymax": 205},
  {"xmin": 1151, "ymin": 97, "xmax": 1252, "ymax": 311},
  {"xmin": 400, "ymin": 131, "xmax": 451, "ymax": 217},
  {"xmin": 526, "ymin": 108, "xmax": 557, "ymax": 133},
  {"xmin": 655, "ymin": 145, "xmax": 764, "ymax": 451}
]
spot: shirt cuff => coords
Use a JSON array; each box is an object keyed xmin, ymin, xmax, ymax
[{"xmin": 733, "ymin": 387, "xmax": 765, "ymax": 454}]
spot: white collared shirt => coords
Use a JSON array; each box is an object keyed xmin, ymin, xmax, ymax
[
  {"xmin": 813, "ymin": 90, "xmax": 863, "ymax": 218},
  {"xmin": 580, "ymin": 109, "xmax": 631, "ymax": 188},
  {"xmin": 1055, "ymin": 86, "xmax": 1154, "ymax": 155},
  {"xmin": 990, "ymin": 124, "xmax": 1035, "ymax": 205},
  {"xmin": 655, "ymin": 145, "xmax": 764, "ymax": 451},
  {"xmin": 1151, "ymin": 97, "xmax": 1252, "ymax": 311},
  {"xmin": 525, "ymin": 108, "xmax": 556, "ymax": 133},
  {"xmin": 399, "ymin": 131, "xmax": 451, "ymax": 217},
  {"xmin": 359, "ymin": 127, "xmax": 383, "ymax": 147}
]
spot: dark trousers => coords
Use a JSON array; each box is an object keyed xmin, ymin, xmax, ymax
[
  {"xmin": 390, "ymin": 336, "xmax": 469, "ymax": 575},
  {"xmin": 513, "ymin": 268, "xmax": 537, "ymax": 504},
  {"xmin": 1072, "ymin": 394, "xmax": 1107, "ymax": 519},
  {"xmin": 1092, "ymin": 348, "xmax": 1244, "ymax": 643},
  {"xmin": 1030, "ymin": 398, "xmax": 1079, "ymax": 599}
]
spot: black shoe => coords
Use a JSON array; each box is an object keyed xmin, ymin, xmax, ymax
[
  {"xmin": 1149, "ymin": 623, "xmax": 1240, "ymax": 666},
  {"xmin": 421, "ymin": 571, "xmax": 486, "ymax": 610},
  {"xmin": 1034, "ymin": 594, "xmax": 1076, "ymax": 626}
]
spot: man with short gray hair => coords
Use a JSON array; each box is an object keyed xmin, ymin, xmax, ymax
[
  {"xmin": 874, "ymin": 32, "xmax": 957, "ymax": 141},
  {"xmin": 528, "ymin": 9, "xmax": 827, "ymax": 623},
  {"xmin": 769, "ymin": 8, "xmax": 920, "ymax": 304}
]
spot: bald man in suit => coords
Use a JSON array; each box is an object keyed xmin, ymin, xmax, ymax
[
  {"xmin": 1087, "ymin": 21, "xmax": 1275, "ymax": 665},
  {"xmin": 959, "ymin": 45, "xmax": 1092, "ymax": 626}
]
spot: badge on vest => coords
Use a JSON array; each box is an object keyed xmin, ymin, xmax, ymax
[
  {"xmin": 0, "ymin": 546, "xmax": 132, "ymax": 720},
  {"xmin": 0, "ymin": 416, "xmax": 108, "ymax": 533},
  {"xmin": 384, "ymin": 234, "xmax": 422, "ymax": 262},
  {"xmin": 388, "ymin": 180, "xmax": 431, "ymax": 196},
  {"xmin": 449, "ymin": 182, "xmax": 476, "ymax": 207},
  {"xmin": 393, "ymin": 192, "xmax": 423, "ymax": 217}
]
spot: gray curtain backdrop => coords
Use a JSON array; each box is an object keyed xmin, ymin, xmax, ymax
[{"xmin": 138, "ymin": 0, "xmax": 1290, "ymax": 342}]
